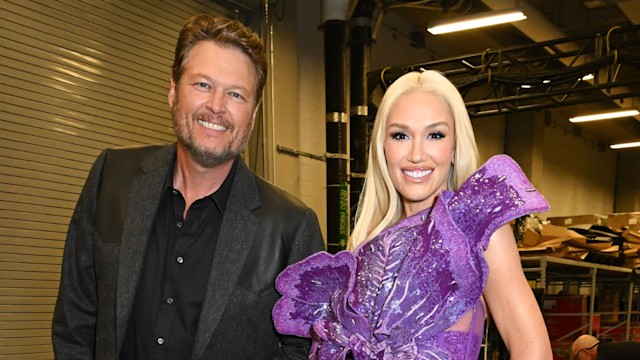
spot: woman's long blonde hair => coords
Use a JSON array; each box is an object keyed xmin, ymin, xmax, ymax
[{"xmin": 349, "ymin": 70, "xmax": 479, "ymax": 250}]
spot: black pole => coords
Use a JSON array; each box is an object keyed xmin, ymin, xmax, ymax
[
  {"xmin": 323, "ymin": 7, "xmax": 349, "ymax": 253},
  {"xmin": 349, "ymin": 0, "xmax": 374, "ymax": 231}
]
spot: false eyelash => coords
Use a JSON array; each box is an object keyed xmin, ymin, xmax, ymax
[{"xmin": 390, "ymin": 131, "xmax": 408, "ymax": 140}]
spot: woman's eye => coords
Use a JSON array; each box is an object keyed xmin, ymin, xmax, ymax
[
  {"xmin": 428, "ymin": 131, "xmax": 445, "ymax": 140},
  {"xmin": 390, "ymin": 131, "xmax": 408, "ymax": 140}
]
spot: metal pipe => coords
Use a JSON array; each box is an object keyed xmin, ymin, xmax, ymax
[
  {"xmin": 349, "ymin": 0, "xmax": 375, "ymax": 235},
  {"xmin": 323, "ymin": 0, "xmax": 350, "ymax": 253},
  {"xmin": 589, "ymin": 269, "xmax": 597, "ymax": 335},
  {"xmin": 626, "ymin": 279, "xmax": 633, "ymax": 340}
]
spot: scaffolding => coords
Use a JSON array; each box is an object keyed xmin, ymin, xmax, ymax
[{"xmin": 522, "ymin": 256, "xmax": 640, "ymax": 342}]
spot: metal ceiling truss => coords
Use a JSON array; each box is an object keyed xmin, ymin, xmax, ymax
[{"xmin": 369, "ymin": 24, "xmax": 640, "ymax": 118}]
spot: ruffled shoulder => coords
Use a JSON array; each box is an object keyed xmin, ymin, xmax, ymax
[
  {"xmin": 444, "ymin": 154, "xmax": 549, "ymax": 251},
  {"xmin": 272, "ymin": 155, "xmax": 549, "ymax": 359},
  {"xmin": 272, "ymin": 251, "xmax": 358, "ymax": 338}
]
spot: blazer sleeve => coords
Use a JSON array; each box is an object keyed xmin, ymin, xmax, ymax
[
  {"xmin": 276, "ymin": 207, "xmax": 326, "ymax": 360},
  {"xmin": 52, "ymin": 150, "xmax": 108, "ymax": 359}
]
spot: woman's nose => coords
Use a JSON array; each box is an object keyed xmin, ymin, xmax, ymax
[{"xmin": 408, "ymin": 140, "xmax": 426, "ymax": 163}]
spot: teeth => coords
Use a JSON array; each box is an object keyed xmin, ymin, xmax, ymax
[
  {"xmin": 197, "ymin": 119, "xmax": 227, "ymax": 131},
  {"xmin": 404, "ymin": 169, "xmax": 432, "ymax": 178}
]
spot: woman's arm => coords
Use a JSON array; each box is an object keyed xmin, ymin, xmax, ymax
[{"xmin": 483, "ymin": 224, "xmax": 553, "ymax": 359}]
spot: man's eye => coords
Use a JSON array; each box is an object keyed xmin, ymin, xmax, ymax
[
  {"xmin": 196, "ymin": 82, "xmax": 210, "ymax": 89},
  {"xmin": 390, "ymin": 131, "xmax": 408, "ymax": 140}
]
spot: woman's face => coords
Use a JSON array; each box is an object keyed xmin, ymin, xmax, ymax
[{"xmin": 384, "ymin": 91, "xmax": 456, "ymax": 217}]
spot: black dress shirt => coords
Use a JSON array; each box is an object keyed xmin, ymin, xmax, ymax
[{"xmin": 120, "ymin": 161, "xmax": 236, "ymax": 360}]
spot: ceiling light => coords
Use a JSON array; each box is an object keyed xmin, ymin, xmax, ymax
[
  {"xmin": 569, "ymin": 109, "xmax": 640, "ymax": 123},
  {"xmin": 581, "ymin": 74, "xmax": 594, "ymax": 81},
  {"xmin": 427, "ymin": 8, "xmax": 527, "ymax": 35},
  {"xmin": 610, "ymin": 141, "xmax": 640, "ymax": 150}
]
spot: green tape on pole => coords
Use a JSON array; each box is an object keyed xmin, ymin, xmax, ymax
[{"xmin": 338, "ymin": 181, "xmax": 349, "ymax": 249}]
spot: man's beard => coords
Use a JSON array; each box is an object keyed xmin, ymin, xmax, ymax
[{"xmin": 172, "ymin": 104, "xmax": 253, "ymax": 169}]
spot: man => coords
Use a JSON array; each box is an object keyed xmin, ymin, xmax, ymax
[
  {"xmin": 52, "ymin": 14, "xmax": 325, "ymax": 360},
  {"xmin": 572, "ymin": 334, "xmax": 640, "ymax": 360}
]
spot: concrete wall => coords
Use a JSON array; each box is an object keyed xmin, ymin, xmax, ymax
[
  {"xmin": 369, "ymin": 19, "xmax": 634, "ymax": 218},
  {"xmin": 616, "ymin": 151, "xmax": 640, "ymax": 212},
  {"xmin": 267, "ymin": 1, "xmax": 327, "ymax": 239},
  {"xmin": 504, "ymin": 111, "xmax": 618, "ymax": 217}
]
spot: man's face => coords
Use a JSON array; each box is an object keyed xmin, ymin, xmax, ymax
[{"xmin": 169, "ymin": 41, "xmax": 258, "ymax": 168}]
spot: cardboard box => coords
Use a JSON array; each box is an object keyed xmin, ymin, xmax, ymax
[
  {"xmin": 547, "ymin": 214, "xmax": 607, "ymax": 227},
  {"xmin": 539, "ymin": 224, "xmax": 582, "ymax": 243},
  {"xmin": 522, "ymin": 228, "xmax": 540, "ymax": 246},
  {"xmin": 624, "ymin": 256, "xmax": 640, "ymax": 268},
  {"xmin": 624, "ymin": 229, "xmax": 640, "ymax": 244},
  {"xmin": 519, "ymin": 224, "xmax": 583, "ymax": 245},
  {"xmin": 607, "ymin": 212, "xmax": 640, "ymax": 230}
]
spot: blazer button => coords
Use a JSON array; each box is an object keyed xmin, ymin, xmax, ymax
[
  {"xmin": 157, "ymin": 337, "xmax": 164, "ymax": 345},
  {"xmin": 177, "ymin": 256, "xmax": 184, "ymax": 264}
]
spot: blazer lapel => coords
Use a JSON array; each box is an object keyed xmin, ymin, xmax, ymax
[
  {"xmin": 115, "ymin": 144, "xmax": 176, "ymax": 352},
  {"xmin": 191, "ymin": 158, "xmax": 261, "ymax": 360}
]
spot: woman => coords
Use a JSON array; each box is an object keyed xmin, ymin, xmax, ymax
[{"xmin": 273, "ymin": 70, "xmax": 552, "ymax": 359}]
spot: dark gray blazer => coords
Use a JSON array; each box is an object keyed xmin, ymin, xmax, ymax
[{"xmin": 52, "ymin": 144, "xmax": 325, "ymax": 360}]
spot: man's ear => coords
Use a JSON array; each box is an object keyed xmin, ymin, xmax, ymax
[
  {"xmin": 168, "ymin": 78, "xmax": 177, "ymax": 108},
  {"xmin": 249, "ymin": 102, "xmax": 261, "ymax": 130},
  {"xmin": 251, "ymin": 103, "xmax": 260, "ymax": 121}
]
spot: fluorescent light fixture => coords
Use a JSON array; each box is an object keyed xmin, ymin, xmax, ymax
[
  {"xmin": 461, "ymin": 59, "xmax": 474, "ymax": 68},
  {"xmin": 427, "ymin": 8, "xmax": 527, "ymax": 35},
  {"xmin": 610, "ymin": 141, "xmax": 640, "ymax": 149},
  {"xmin": 569, "ymin": 109, "xmax": 640, "ymax": 123},
  {"xmin": 581, "ymin": 74, "xmax": 594, "ymax": 81}
]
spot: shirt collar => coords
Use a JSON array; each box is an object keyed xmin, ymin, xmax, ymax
[{"xmin": 164, "ymin": 157, "xmax": 238, "ymax": 214}]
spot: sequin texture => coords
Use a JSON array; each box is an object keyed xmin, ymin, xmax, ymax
[{"xmin": 272, "ymin": 155, "xmax": 549, "ymax": 359}]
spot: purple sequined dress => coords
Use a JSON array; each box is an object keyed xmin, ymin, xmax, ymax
[{"xmin": 273, "ymin": 155, "xmax": 549, "ymax": 359}]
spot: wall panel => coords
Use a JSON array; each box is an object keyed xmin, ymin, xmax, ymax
[{"xmin": 0, "ymin": 1, "xmax": 231, "ymax": 358}]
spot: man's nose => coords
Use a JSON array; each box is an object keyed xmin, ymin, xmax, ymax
[{"xmin": 206, "ymin": 90, "xmax": 225, "ymax": 113}]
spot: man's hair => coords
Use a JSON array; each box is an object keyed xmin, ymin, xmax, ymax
[
  {"xmin": 172, "ymin": 14, "xmax": 267, "ymax": 102},
  {"xmin": 349, "ymin": 70, "xmax": 479, "ymax": 249}
]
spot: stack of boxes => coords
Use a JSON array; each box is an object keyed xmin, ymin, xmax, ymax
[
  {"xmin": 518, "ymin": 212, "xmax": 640, "ymax": 268},
  {"xmin": 518, "ymin": 212, "xmax": 640, "ymax": 358},
  {"xmin": 607, "ymin": 213, "xmax": 640, "ymax": 268}
]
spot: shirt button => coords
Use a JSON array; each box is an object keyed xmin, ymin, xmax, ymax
[
  {"xmin": 166, "ymin": 297, "xmax": 174, "ymax": 304},
  {"xmin": 176, "ymin": 221, "xmax": 183, "ymax": 228},
  {"xmin": 177, "ymin": 256, "xmax": 184, "ymax": 264},
  {"xmin": 157, "ymin": 337, "xmax": 164, "ymax": 345}
]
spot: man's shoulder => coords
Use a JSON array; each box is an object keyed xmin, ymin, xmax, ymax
[
  {"xmin": 251, "ymin": 175, "xmax": 309, "ymax": 212},
  {"xmin": 103, "ymin": 143, "xmax": 173, "ymax": 161},
  {"xmin": 98, "ymin": 143, "xmax": 175, "ymax": 172}
]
